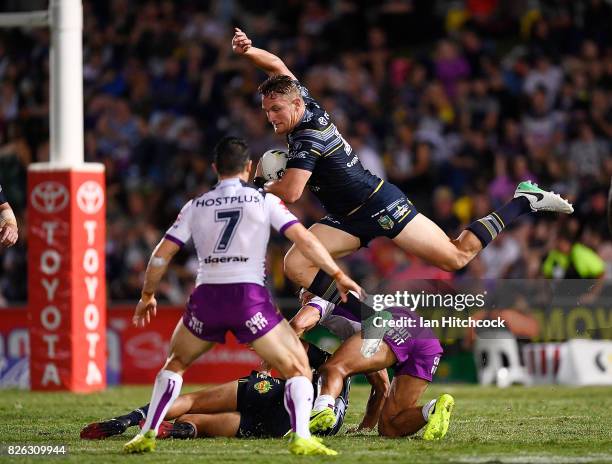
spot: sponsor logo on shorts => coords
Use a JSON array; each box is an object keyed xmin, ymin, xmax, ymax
[
  {"xmin": 245, "ymin": 312, "xmax": 269, "ymax": 335},
  {"xmin": 431, "ymin": 356, "xmax": 440, "ymax": 375},
  {"xmin": 188, "ymin": 314, "xmax": 204, "ymax": 335},
  {"xmin": 377, "ymin": 215, "xmax": 395, "ymax": 230},
  {"xmin": 254, "ymin": 380, "xmax": 272, "ymax": 394},
  {"xmin": 318, "ymin": 116, "xmax": 329, "ymax": 126}
]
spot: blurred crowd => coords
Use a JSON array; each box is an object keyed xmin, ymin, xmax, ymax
[{"xmin": 0, "ymin": 0, "xmax": 611, "ymax": 306}]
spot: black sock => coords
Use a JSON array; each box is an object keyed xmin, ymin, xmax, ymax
[
  {"xmin": 467, "ymin": 197, "xmax": 531, "ymax": 247},
  {"xmin": 307, "ymin": 270, "xmax": 376, "ymax": 320},
  {"xmin": 115, "ymin": 404, "xmax": 149, "ymax": 427}
]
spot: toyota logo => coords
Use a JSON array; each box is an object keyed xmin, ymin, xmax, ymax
[
  {"xmin": 76, "ymin": 181, "xmax": 104, "ymax": 214},
  {"xmin": 31, "ymin": 182, "xmax": 69, "ymax": 214}
]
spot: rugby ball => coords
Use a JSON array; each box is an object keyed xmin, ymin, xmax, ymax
[{"xmin": 261, "ymin": 149, "xmax": 288, "ymax": 180}]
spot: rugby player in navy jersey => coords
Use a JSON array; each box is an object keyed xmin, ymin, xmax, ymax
[
  {"xmin": 0, "ymin": 185, "xmax": 18, "ymax": 248},
  {"xmin": 232, "ymin": 28, "xmax": 573, "ymax": 359},
  {"xmin": 81, "ymin": 342, "xmax": 350, "ymax": 440}
]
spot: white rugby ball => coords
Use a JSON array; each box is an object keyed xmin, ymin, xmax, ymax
[{"xmin": 261, "ymin": 149, "xmax": 288, "ymax": 180}]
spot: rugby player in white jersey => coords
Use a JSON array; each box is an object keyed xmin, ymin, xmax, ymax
[{"xmin": 123, "ymin": 137, "xmax": 361, "ymax": 456}]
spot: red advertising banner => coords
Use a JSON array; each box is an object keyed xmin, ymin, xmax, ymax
[
  {"xmin": 0, "ymin": 307, "xmax": 262, "ymax": 386},
  {"xmin": 27, "ymin": 165, "xmax": 107, "ymax": 392}
]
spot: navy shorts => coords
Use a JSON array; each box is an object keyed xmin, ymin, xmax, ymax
[
  {"xmin": 319, "ymin": 181, "xmax": 418, "ymax": 246},
  {"xmin": 236, "ymin": 371, "xmax": 290, "ymax": 438}
]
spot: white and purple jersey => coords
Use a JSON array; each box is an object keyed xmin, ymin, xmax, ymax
[
  {"xmin": 165, "ymin": 178, "xmax": 298, "ymax": 286},
  {"xmin": 307, "ymin": 296, "xmax": 361, "ymax": 341},
  {"xmin": 307, "ymin": 296, "xmax": 443, "ymax": 380}
]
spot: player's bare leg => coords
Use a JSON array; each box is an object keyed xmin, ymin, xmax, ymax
[
  {"xmin": 167, "ymin": 381, "xmax": 239, "ymax": 416},
  {"xmin": 284, "ymin": 223, "xmax": 360, "ymax": 285},
  {"xmin": 394, "ymin": 181, "xmax": 573, "ymax": 272},
  {"xmin": 124, "ymin": 320, "xmax": 215, "ymax": 453},
  {"xmin": 284, "ymin": 224, "xmax": 385, "ymax": 356},
  {"xmin": 378, "ymin": 375, "xmax": 430, "ymax": 437},
  {"xmin": 251, "ymin": 319, "xmax": 337, "ymax": 455},
  {"xmin": 392, "ymin": 214, "xmax": 481, "ymax": 272},
  {"xmin": 311, "ymin": 333, "xmax": 396, "ymax": 433}
]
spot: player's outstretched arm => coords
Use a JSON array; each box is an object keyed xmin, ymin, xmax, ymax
[
  {"xmin": 133, "ymin": 238, "xmax": 180, "ymax": 327},
  {"xmin": 232, "ymin": 27, "xmax": 296, "ymax": 79},
  {"xmin": 284, "ymin": 223, "xmax": 362, "ymax": 301},
  {"xmin": 289, "ymin": 304, "xmax": 322, "ymax": 338},
  {"xmin": 360, "ymin": 369, "xmax": 391, "ymax": 430},
  {"xmin": 0, "ymin": 201, "xmax": 18, "ymax": 248}
]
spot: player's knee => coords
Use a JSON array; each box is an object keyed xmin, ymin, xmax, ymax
[
  {"xmin": 378, "ymin": 416, "xmax": 407, "ymax": 438},
  {"xmin": 283, "ymin": 248, "xmax": 312, "ymax": 282},
  {"xmin": 276, "ymin": 353, "xmax": 311, "ymax": 380},
  {"xmin": 318, "ymin": 360, "xmax": 348, "ymax": 380}
]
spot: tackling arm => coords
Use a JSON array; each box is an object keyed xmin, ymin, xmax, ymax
[
  {"xmin": 289, "ymin": 304, "xmax": 322, "ymax": 338},
  {"xmin": 359, "ymin": 369, "xmax": 391, "ymax": 430},
  {"xmin": 232, "ymin": 28, "xmax": 296, "ymax": 79},
  {"xmin": 264, "ymin": 168, "xmax": 311, "ymax": 203}
]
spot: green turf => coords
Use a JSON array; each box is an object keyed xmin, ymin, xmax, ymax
[{"xmin": 1, "ymin": 384, "xmax": 611, "ymax": 463}]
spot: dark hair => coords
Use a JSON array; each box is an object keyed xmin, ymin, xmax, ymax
[
  {"xmin": 213, "ymin": 136, "xmax": 250, "ymax": 175},
  {"xmin": 257, "ymin": 74, "xmax": 300, "ymax": 97}
]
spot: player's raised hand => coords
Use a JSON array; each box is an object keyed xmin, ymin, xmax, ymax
[
  {"xmin": 0, "ymin": 223, "xmax": 18, "ymax": 248},
  {"xmin": 232, "ymin": 27, "xmax": 252, "ymax": 54},
  {"xmin": 133, "ymin": 294, "xmax": 157, "ymax": 328},
  {"xmin": 333, "ymin": 271, "xmax": 363, "ymax": 303}
]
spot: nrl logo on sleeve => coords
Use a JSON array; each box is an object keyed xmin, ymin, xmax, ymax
[{"xmin": 254, "ymin": 380, "xmax": 272, "ymax": 394}]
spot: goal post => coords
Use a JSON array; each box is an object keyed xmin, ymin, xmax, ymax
[{"xmin": 0, "ymin": 0, "xmax": 107, "ymax": 392}]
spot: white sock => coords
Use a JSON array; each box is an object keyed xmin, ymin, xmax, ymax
[
  {"xmin": 284, "ymin": 376, "xmax": 313, "ymax": 439},
  {"xmin": 313, "ymin": 394, "xmax": 335, "ymax": 411},
  {"xmin": 422, "ymin": 399, "xmax": 437, "ymax": 422},
  {"xmin": 141, "ymin": 370, "xmax": 183, "ymax": 434}
]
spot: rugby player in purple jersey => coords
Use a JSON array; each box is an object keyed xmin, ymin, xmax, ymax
[
  {"xmin": 295, "ymin": 291, "xmax": 453, "ymax": 439},
  {"xmin": 123, "ymin": 137, "xmax": 361, "ymax": 456}
]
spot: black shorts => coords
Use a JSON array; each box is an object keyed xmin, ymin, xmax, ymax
[
  {"xmin": 235, "ymin": 371, "xmax": 290, "ymax": 438},
  {"xmin": 319, "ymin": 181, "xmax": 418, "ymax": 246}
]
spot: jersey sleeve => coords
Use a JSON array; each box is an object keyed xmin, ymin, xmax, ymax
[
  {"xmin": 0, "ymin": 185, "xmax": 6, "ymax": 204},
  {"xmin": 286, "ymin": 132, "xmax": 321, "ymax": 172},
  {"xmin": 164, "ymin": 199, "xmax": 194, "ymax": 247},
  {"xmin": 308, "ymin": 296, "xmax": 335, "ymax": 320},
  {"xmin": 265, "ymin": 193, "xmax": 299, "ymax": 235}
]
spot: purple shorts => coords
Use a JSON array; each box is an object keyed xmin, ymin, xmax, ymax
[
  {"xmin": 182, "ymin": 283, "xmax": 284, "ymax": 344},
  {"xmin": 382, "ymin": 309, "xmax": 443, "ymax": 382}
]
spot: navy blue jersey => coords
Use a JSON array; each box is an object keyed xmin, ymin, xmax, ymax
[
  {"xmin": 286, "ymin": 83, "xmax": 382, "ymax": 216},
  {"xmin": 0, "ymin": 185, "xmax": 6, "ymax": 204}
]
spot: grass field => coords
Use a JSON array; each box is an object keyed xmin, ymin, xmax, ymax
[{"xmin": 1, "ymin": 384, "xmax": 611, "ymax": 463}]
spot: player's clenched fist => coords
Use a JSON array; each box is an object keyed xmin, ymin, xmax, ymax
[
  {"xmin": 232, "ymin": 27, "xmax": 251, "ymax": 54},
  {"xmin": 133, "ymin": 294, "xmax": 157, "ymax": 327}
]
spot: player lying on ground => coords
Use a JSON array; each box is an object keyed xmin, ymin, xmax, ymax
[
  {"xmin": 123, "ymin": 137, "xmax": 362, "ymax": 456},
  {"xmin": 296, "ymin": 291, "xmax": 453, "ymax": 439},
  {"xmin": 232, "ymin": 28, "xmax": 574, "ymax": 356},
  {"xmin": 82, "ymin": 344, "xmax": 350, "ymax": 440},
  {"xmin": 0, "ymin": 184, "xmax": 18, "ymax": 248}
]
